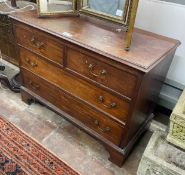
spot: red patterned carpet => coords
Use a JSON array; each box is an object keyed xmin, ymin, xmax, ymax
[{"xmin": 0, "ymin": 116, "xmax": 80, "ymax": 175}]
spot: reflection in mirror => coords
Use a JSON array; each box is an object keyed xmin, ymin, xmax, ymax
[
  {"xmin": 89, "ymin": 0, "xmax": 125, "ymax": 17},
  {"xmin": 81, "ymin": 0, "xmax": 128, "ymax": 24},
  {"xmin": 37, "ymin": 0, "xmax": 76, "ymax": 16}
]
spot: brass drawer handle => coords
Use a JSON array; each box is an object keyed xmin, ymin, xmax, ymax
[
  {"xmin": 28, "ymin": 80, "xmax": 40, "ymax": 90},
  {"xmin": 31, "ymin": 36, "xmax": 45, "ymax": 49},
  {"xmin": 100, "ymin": 127, "xmax": 111, "ymax": 133},
  {"xmin": 98, "ymin": 96, "xmax": 117, "ymax": 109},
  {"xmin": 88, "ymin": 64, "xmax": 107, "ymax": 77},
  {"xmin": 93, "ymin": 120, "xmax": 111, "ymax": 133},
  {"xmin": 26, "ymin": 58, "xmax": 30, "ymax": 63},
  {"xmin": 25, "ymin": 58, "xmax": 38, "ymax": 68},
  {"xmin": 94, "ymin": 119, "xmax": 99, "ymax": 126},
  {"xmin": 30, "ymin": 62, "xmax": 38, "ymax": 68}
]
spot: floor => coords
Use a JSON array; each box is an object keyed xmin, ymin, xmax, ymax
[{"xmin": 0, "ymin": 60, "xmax": 167, "ymax": 175}]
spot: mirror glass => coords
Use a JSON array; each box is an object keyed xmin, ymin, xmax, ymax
[
  {"xmin": 37, "ymin": 0, "xmax": 75, "ymax": 16},
  {"xmin": 81, "ymin": 0, "xmax": 129, "ymax": 24}
]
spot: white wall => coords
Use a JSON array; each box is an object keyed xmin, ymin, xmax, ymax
[
  {"xmin": 135, "ymin": 0, "xmax": 185, "ymax": 85},
  {"xmin": 161, "ymin": 0, "xmax": 185, "ymax": 5}
]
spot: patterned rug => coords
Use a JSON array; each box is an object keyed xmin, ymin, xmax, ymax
[{"xmin": 0, "ymin": 116, "xmax": 80, "ymax": 175}]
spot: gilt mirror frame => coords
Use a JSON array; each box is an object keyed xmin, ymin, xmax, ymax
[
  {"xmin": 79, "ymin": 0, "xmax": 140, "ymax": 51},
  {"xmin": 36, "ymin": 0, "xmax": 139, "ymax": 51},
  {"xmin": 36, "ymin": 0, "xmax": 77, "ymax": 17},
  {"xmin": 79, "ymin": 0, "xmax": 132, "ymax": 26},
  {"xmin": 125, "ymin": 0, "xmax": 139, "ymax": 51}
]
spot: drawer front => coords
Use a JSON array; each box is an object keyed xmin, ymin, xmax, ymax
[
  {"xmin": 21, "ymin": 68, "xmax": 125, "ymax": 145},
  {"xmin": 15, "ymin": 23, "xmax": 64, "ymax": 65},
  {"xmin": 66, "ymin": 48, "xmax": 138, "ymax": 98},
  {"xmin": 20, "ymin": 48, "xmax": 130, "ymax": 124}
]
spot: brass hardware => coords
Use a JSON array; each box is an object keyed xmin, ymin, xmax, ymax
[
  {"xmin": 98, "ymin": 96, "xmax": 117, "ymax": 109},
  {"xmin": 88, "ymin": 64, "xmax": 93, "ymax": 69},
  {"xmin": 101, "ymin": 69, "xmax": 107, "ymax": 75},
  {"xmin": 94, "ymin": 120, "xmax": 99, "ymax": 126},
  {"xmin": 99, "ymin": 96, "xmax": 104, "ymax": 102},
  {"xmin": 31, "ymin": 36, "xmax": 35, "ymax": 43},
  {"xmin": 28, "ymin": 80, "xmax": 33, "ymax": 85},
  {"xmin": 32, "ymin": 85, "xmax": 40, "ymax": 90},
  {"xmin": 36, "ymin": 42, "xmax": 44, "ymax": 49},
  {"xmin": 25, "ymin": 58, "xmax": 38, "ymax": 68},
  {"xmin": 31, "ymin": 36, "xmax": 45, "ymax": 49},
  {"xmin": 28, "ymin": 80, "xmax": 40, "ymax": 90},
  {"xmin": 93, "ymin": 119, "xmax": 111, "ymax": 133},
  {"xmin": 100, "ymin": 127, "xmax": 111, "ymax": 133},
  {"xmin": 110, "ymin": 103, "xmax": 117, "ymax": 108},
  {"xmin": 125, "ymin": 0, "xmax": 140, "ymax": 51},
  {"xmin": 25, "ymin": 58, "xmax": 30, "ymax": 63},
  {"xmin": 88, "ymin": 64, "xmax": 107, "ymax": 77},
  {"xmin": 30, "ymin": 62, "xmax": 38, "ymax": 68}
]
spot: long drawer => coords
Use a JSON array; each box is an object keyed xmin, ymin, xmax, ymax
[
  {"xmin": 15, "ymin": 23, "xmax": 64, "ymax": 65},
  {"xmin": 66, "ymin": 48, "xmax": 138, "ymax": 98},
  {"xmin": 20, "ymin": 47, "xmax": 130, "ymax": 124},
  {"xmin": 21, "ymin": 68, "xmax": 125, "ymax": 145}
]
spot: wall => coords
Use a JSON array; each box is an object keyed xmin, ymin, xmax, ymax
[
  {"xmin": 161, "ymin": 0, "xmax": 185, "ymax": 5},
  {"xmin": 135, "ymin": 0, "xmax": 185, "ymax": 109}
]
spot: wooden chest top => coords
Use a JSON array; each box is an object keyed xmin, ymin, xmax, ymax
[{"xmin": 9, "ymin": 10, "xmax": 180, "ymax": 72}]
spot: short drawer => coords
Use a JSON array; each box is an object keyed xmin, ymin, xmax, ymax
[
  {"xmin": 66, "ymin": 48, "xmax": 138, "ymax": 98},
  {"xmin": 20, "ymin": 47, "xmax": 130, "ymax": 124},
  {"xmin": 15, "ymin": 23, "xmax": 64, "ymax": 65},
  {"xmin": 21, "ymin": 68, "xmax": 125, "ymax": 146}
]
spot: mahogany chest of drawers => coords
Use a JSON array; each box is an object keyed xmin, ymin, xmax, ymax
[{"xmin": 9, "ymin": 10, "xmax": 180, "ymax": 166}]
